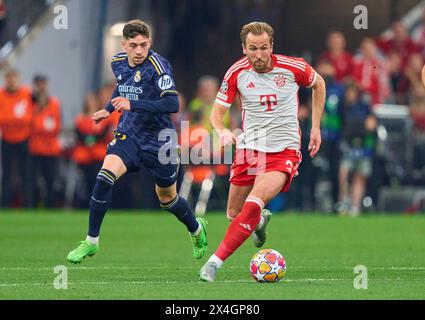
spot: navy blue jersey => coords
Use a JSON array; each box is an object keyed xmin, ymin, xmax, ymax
[{"xmin": 109, "ymin": 50, "xmax": 178, "ymax": 152}]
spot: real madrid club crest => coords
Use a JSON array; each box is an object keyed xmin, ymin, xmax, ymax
[{"xmin": 134, "ymin": 70, "xmax": 141, "ymax": 83}]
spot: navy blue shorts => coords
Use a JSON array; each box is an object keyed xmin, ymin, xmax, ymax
[{"xmin": 106, "ymin": 132, "xmax": 180, "ymax": 188}]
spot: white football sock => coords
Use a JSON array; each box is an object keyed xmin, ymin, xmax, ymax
[
  {"xmin": 208, "ymin": 254, "xmax": 223, "ymax": 268},
  {"xmin": 86, "ymin": 235, "xmax": 99, "ymax": 245}
]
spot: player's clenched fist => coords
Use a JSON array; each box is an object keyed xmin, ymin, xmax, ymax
[
  {"xmin": 92, "ymin": 109, "xmax": 110, "ymax": 124},
  {"xmin": 111, "ymin": 97, "xmax": 131, "ymax": 112}
]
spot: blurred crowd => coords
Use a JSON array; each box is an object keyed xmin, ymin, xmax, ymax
[
  {"xmin": 290, "ymin": 20, "xmax": 425, "ymax": 215},
  {"xmin": 0, "ymin": 17, "xmax": 425, "ymax": 214}
]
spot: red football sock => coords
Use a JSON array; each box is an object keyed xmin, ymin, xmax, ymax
[{"xmin": 215, "ymin": 195, "xmax": 264, "ymax": 262}]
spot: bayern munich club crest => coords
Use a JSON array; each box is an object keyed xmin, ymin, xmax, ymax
[{"xmin": 274, "ymin": 74, "xmax": 286, "ymax": 87}]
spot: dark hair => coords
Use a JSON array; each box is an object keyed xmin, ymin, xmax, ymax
[
  {"xmin": 33, "ymin": 74, "xmax": 48, "ymax": 83},
  {"xmin": 123, "ymin": 19, "xmax": 151, "ymax": 39}
]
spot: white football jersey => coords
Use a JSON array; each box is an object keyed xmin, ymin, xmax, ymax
[{"xmin": 215, "ymin": 54, "xmax": 317, "ymax": 152}]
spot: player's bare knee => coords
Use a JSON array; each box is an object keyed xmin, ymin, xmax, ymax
[
  {"xmin": 102, "ymin": 155, "xmax": 127, "ymax": 179},
  {"xmin": 226, "ymin": 209, "xmax": 238, "ymax": 221},
  {"xmin": 157, "ymin": 193, "xmax": 175, "ymax": 204},
  {"xmin": 156, "ymin": 186, "xmax": 177, "ymax": 204}
]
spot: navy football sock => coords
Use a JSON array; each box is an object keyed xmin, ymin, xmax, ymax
[
  {"xmin": 88, "ymin": 169, "xmax": 116, "ymax": 238},
  {"xmin": 161, "ymin": 195, "xmax": 199, "ymax": 233}
]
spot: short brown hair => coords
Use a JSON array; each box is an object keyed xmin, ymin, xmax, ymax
[
  {"xmin": 123, "ymin": 19, "xmax": 151, "ymax": 39},
  {"xmin": 240, "ymin": 21, "xmax": 274, "ymax": 46},
  {"xmin": 5, "ymin": 69, "xmax": 19, "ymax": 78}
]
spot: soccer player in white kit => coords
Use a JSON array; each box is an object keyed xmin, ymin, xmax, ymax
[{"xmin": 200, "ymin": 22, "xmax": 326, "ymax": 282}]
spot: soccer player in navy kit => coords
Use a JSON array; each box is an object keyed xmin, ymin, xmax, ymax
[{"xmin": 67, "ymin": 20, "xmax": 207, "ymax": 263}]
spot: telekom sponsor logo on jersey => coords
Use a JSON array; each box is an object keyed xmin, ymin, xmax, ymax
[{"xmin": 260, "ymin": 94, "xmax": 278, "ymax": 112}]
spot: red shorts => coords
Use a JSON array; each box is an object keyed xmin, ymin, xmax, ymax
[{"xmin": 229, "ymin": 148, "xmax": 302, "ymax": 193}]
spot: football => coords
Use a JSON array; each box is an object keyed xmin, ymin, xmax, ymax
[{"xmin": 249, "ymin": 249, "xmax": 286, "ymax": 283}]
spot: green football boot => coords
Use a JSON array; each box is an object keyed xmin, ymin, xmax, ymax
[
  {"xmin": 190, "ymin": 217, "xmax": 208, "ymax": 259},
  {"xmin": 252, "ymin": 209, "xmax": 272, "ymax": 248},
  {"xmin": 67, "ymin": 240, "xmax": 99, "ymax": 264}
]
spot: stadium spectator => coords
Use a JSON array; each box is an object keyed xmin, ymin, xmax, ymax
[
  {"xmin": 29, "ymin": 75, "xmax": 62, "ymax": 208},
  {"xmin": 72, "ymin": 93, "xmax": 112, "ymax": 207},
  {"xmin": 0, "ymin": 0, "xmax": 6, "ymax": 45},
  {"xmin": 411, "ymin": 8, "xmax": 425, "ymax": 56},
  {"xmin": 316, "ymin": 60, "xmax": 345, "ymax": 210},
  {"xmin": 410, "ymin": 96, "xmax": 425, "ymax": 185},
  {"xmin": 317, "ymin": 30, "xmax": 354, "ymax": 83},
  {"xmin": 187, "ymin": 75, "xmax": 230, "ymax": 210},
  {"xmin": 377, "ymin": 21, "xmax": 419, "ymax": 68},
  {"xmin": 422, "ymin": 64, "xmax": 425, "ymax": 87},
  {"xmin": 387, "ymin": 51, "xmax": 410, "ymax": 104},
  {"xmin": 0, "ymin": 69, "xmax": 33, "ymax": 207},
  {"xmin": 0, "ymin": 0, "xmax": 5, "ymax": 20},
  {"xmin": 289, "ymin": 100, "xmax": 317, "ymax": 211},
  {"xmin": 189, "ymin": 75, "xmax": 222, "ymax": 133},
  {"xmin": 171, "ymin": 92, "xmax": 189, "ymax": 135},
  {"xmin": 403, "ymin": 53, "xmax": 425, "ymax": 102},
  {"xmin": 352, "ymin": 37, "xmax": 392, "ymax": 106},
  {"xmin": 337, "ymin": 82, "xmax": 377, "ymax": 216}
]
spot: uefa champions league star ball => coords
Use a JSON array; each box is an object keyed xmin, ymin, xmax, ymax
[{"xmin": 249, "ymin": 249, "xmax": 286, "ymax": 283}]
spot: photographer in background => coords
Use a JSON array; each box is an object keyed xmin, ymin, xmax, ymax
[{"xmin": 337, "ymin": 82, "xmax": 377, "ymax": 216}]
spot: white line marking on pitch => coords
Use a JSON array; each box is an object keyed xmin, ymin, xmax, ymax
[
  {"xmin": 2, "ymin": 277, "xmax": 423, "ymax": 288},
  {"xmin": 2, "ymin": 266, "xmax": 425, "ymax": 271}
]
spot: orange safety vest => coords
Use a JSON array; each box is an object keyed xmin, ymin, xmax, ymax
[
  {"xmin": 0, "ymin": 87, "xmax": 33, "ymax": 143},
  {"xmin": 29, "ymin": 97, "xmax": 62, "ymax": 156},
  {"xmin": 73, "ymin": 112, "xmax": 118, "ymax": 165}
]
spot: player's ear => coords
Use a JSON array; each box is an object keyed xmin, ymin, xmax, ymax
[
  {"xmin": 121, "ymin": 39, "xmax": 126, "ymax": 50},
  {"xmin": 242, "ymin": 44, "xmax": 247, "ymax": 55}
]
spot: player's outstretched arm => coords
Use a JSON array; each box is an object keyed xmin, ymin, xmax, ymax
[
  {"xmin": 309, "ymin": 74, "xmax": 326, "ymax": 158},
  {"xmin": 210, "ymin": 102, "xmax": 238, "ymax": 146}
]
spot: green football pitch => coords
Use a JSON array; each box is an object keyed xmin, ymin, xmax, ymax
[{"xmin": 0, "ymin": 210, "xmax": 424, "ymax": 300}]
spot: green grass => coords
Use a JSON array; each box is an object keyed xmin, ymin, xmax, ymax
[{"xmin": 0, "ymin": 210, "xmax": 424, "ymax": 299}]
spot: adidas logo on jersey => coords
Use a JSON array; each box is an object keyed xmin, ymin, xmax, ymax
[{"xmin": 246, "ymin": 82, "xmax": 255, "ymax": 89}]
